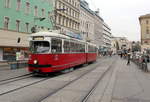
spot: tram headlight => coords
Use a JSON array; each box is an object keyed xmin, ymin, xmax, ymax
[{"xmin": 33, "ymin": 60, "xmax": 38, "ymax": 64}]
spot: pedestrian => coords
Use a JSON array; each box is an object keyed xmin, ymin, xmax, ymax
[
  {"xmin": 142, "ymin": 55, "xmax": 148, "ymax": 72},
  {"xmin": 120, "ymin": 52, "xmax": 123, "ymax": 58},
  {"xmin": 109, "ymin": 51, "xmax": 112, "ymax": 57},
  {"xmin": 127, "ymin": 52, "xmax": 131, "ymax": 65}
]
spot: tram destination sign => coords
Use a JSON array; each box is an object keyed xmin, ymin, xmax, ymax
[{"xmin": 33, "ymin": 36, "xmax": 44, "ymax": 40}]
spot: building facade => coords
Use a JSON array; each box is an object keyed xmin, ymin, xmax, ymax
[
  {"xmin": 54, "ymin": 0, "xmax": 80, "ymax": 35},
  {"xmin": 115, "ymin": 37, "xmax": 130, "ymax": 50},
  {"xmin": 0, "ymin": 0, "xmax": 53, "ymax": 61},
  {"xmin": 111, "ymin": 36, "xmax": 117, "ymax": 54},
  {"xmin": 139, "ymin": 14, "xmax": 150, "ymax": 52},
  {"xmin": 101, "ymin": 22, "xmax": 112, "ymax": 51},
  {"xmin": 93, "ymin": 13, "xmax": 104, "ymax": 49},
  {"xmin": 80, "ymin": 0, "xmax": 95, "ymax": 42},
  {"xmin": 111, "ymin": 37, "xmax": 131, "ymax": 54}
]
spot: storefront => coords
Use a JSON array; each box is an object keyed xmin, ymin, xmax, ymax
[
  {"xmin": 2, "ymin": 47, "xmax": 29, "ymax": 61},
  {"xmin": 0, "ymin": 29, "xmax": 29, "ymax": 61}
]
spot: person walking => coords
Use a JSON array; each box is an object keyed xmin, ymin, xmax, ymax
[
  {"xmin": 127, "ymin": 52, "xmax": 131, "ymax": 65},
  {"xmin": 142, "ymin": 55, "xmax": 148, "ymax": 72},
  {"xmin": 120, "ymin": 52, "xmax": 123, "ymax": 58}
]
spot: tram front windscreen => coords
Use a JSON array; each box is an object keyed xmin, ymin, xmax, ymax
[{"xmin": 30, "ymin": 41, "xmax": 50, "ymax": 54}]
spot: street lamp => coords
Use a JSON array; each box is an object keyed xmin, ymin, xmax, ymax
[{"xmin": 31, "ymin": 17, "xmax": 46, "ymax": 33}]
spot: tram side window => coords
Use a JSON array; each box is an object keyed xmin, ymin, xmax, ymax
[
  {"xmin": 64, "ymin": 41, "xmax": 85, "ymax": 53},
  {"xmin": 64, "ymin": 40, "xmax": 70, "ymax": 53},
  {"xmin": 80, "ymin": 44, "xmax": 85, "ymax": 52},
  {"xmin": 70, "ymin": 42, "xmax": 75, "ymax": 53},
  {"xmin": 51, "ymin": 38, "xmax": 62, "ymax": 53},
  {"xmin": 88, "ymin": 45, "xmax": 96, "ymax": 53}
]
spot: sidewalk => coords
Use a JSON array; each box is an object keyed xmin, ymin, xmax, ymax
[
  {"xmin": 0, "ymin": 60, "xmax": 28, "ymax": 71},
  {"xmin": 0, "ymin": 61, "xmax": 10, "ymax": 71},
  {"xmin": 112, "ymin": 58, "xmax": 150, "ymax": 102}
]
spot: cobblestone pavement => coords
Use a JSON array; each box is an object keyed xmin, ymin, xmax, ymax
[{"xmin": 112, "ymin": 58, "xmax": 150, "ymax": 102}]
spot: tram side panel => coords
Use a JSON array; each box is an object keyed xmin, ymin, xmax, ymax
[
  {"xmin": 86, "ymin": 45, "xmax": 97, "ymax": 63},
  {"xmin": 28, "ymin": 53, "xmax": 86, "ymax": 73},
  {"xmin": 87, "ymin": 53, "xmax": 97, "ymax": 63}
]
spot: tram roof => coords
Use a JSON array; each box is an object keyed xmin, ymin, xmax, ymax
[
  {"xmin": 30, "ymin": 31, "xmax": 97, "ymax": 46},
  {"xmin": 30, "ymin": 31, "xmax": 70, "ymax": 39},
  {"xmin": 31, "ymin": 31, "xmax": 85, "ymax": 43},
  {"xmin": 87, "ymin": 42, "xmax": 97, "ymax": 47}
]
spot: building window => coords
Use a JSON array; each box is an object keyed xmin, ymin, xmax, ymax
[
  {"xmin": 62, "ymin": 17, "xmax": 64, "ymax": 26},
  {"xmin": 59, "ymin": 15, "xmax": 61, "ymax": 25},
  {"xmin": 5, "ymin": 0, "xmax": 10, "ymax": 8},
  {"xmin": 56, "ymin": 14, "xmax": 59, "ymax": 24},
  {"xmin": 16, "ymin": 0, "xmax": 21, "ymax": 11},
  {"xmin": 72, "ymin": 1, "xmax": 74, "ymax": 6},
  {"xmin": 146, "ymin": 20, "xmax": 149, "ymax": 24},
  {"xmin": 63, "ymin": 5, "xmax": 65, "ymax": 13},
  {"xmin": 56, "ymin": 1, "xmax": 59, "ymax": 9},
  {"xmin": 66, "ymin": 19, "xmax": 68, "ymax": 27},
  {"xmin": 25, "ymin": 2, "xmax": 30, "ymax": 14},
  {"xmin": 48, "ymin": 11, "xmax": 51, "ymax": 18},
  {"xmin": 146, "ymin": 29, "xmax": 149, "ymax": 34},
  {"xmin": 144, "ymin": 41, "xmax": 148, "ymax": 44},
  {"xmin": 25, "ymin": 23, "xmax": 29, "ymax": 33},
  {"xmin": 59, "ymin": 1, "xmax": 61, "ymax": 9},
  {"xmin": 41, "ymin": 26, "xmax": 44, "ymax": 29},
  {"xmin": 16, "ymin": 20, "xmax": 20, "ymax": 32},
  {"xmin": 4, "ymin": 17, "xmax": 9, "ymax": 29},
  {"xmin": 34, "ymin": 6, "xmax": 38, "ymax": 17},
  {"xmin": 41, "ymin": 9, "xmax": 45, "ymax": 17}
]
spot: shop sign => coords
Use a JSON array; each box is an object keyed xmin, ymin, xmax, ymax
[{"xmin": 66, "ymin": 31, "xmax": 83, "ymax": 40}]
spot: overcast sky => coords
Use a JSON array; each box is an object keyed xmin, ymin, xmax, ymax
[{"xmin": 86, "ymin": 0, "xmax": 150, "ymax": 41}]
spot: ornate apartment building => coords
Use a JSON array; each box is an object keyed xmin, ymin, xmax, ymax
[
  {"xmin": 80, "ymin": 0, "xmax": 104, "ymax": 49},
  {"xmin": 139, "ymin": 14, "xmax": 150, "ymax": 51},
  {"xmin": 80, "ymin": 0, "xmax": 95, "ymax": 42},
  {"xmin": 94, "ymin": 13, "xmax": 104, "ymax": 49},
  {"xmin": 54, "ymin": 0, "xmax": 80, "ymax": 34},
  {"xmin": 114, "ymin": 37, "xmax": 130, "ymax": 50},
  {"xmin": 102, "ymin": 22, "xmax": 112, "ymax": 50}
]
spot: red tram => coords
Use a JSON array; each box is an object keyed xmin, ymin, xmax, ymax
[{"xmin": 28, "ymin": 31, "xmax": 98, "ymax": 73}]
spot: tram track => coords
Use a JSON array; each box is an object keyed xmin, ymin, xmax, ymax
[
  {"xmin": 0, "ymin": 60, "xmax": 101, "ymax": 98},
  {"xmin": 0, "ymin": 61, "xmax": 99, "ymax": 97},
  {"xmin": 0, "ymin": 76, "xmax": 51, "ymax": 96},
  {"xmin": 81, "ymin": 60, "xmax": 116, "ymax": 102},
  {"xmin": 0, "ymin": 74, "xmax": 33, "ymax": 86},
  {"xmin": 0, "ymin": 57, "xmax": 113, "ymax": 102},
  {"xmin": 0, "ymin": 73, "xmax": 32, "ymax": 83},
  {"xmin": 38, "ymin": 58, "xmax": 115, "ymax": 102}
]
